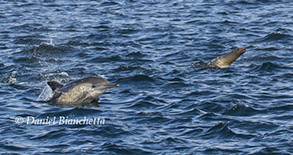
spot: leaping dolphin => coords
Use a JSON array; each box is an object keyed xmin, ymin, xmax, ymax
[
  {"xmin": 193, "ymin": 48, "xmax": 246, "ymax": 68},
  {"xmin": 47, "ymin": 76, "xmax": 119, "ymax": 106}
]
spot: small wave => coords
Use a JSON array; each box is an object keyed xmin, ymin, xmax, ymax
[
  {"xmin": 117, "ymin": 27, "xmax": 140, "ymax": 35},
  {"xmin": 272, "ymin": 114, "xmax": 293, "ymax": 122},
  {"xmin": 11, "ymin": 23, "xmax": 51, "ymax": 32},
  {"xmin": 239, "ymin": 55, "xmax": 281, "ymax": 62},
  {"xmin": 180, "ymin": 126, "xmax": 204, "ymax": 137},
  {"xmin": 14, "ymin": 35, "xmax": 44, "ymax": 45},
  {"xmin": 251, "ymin": 62, "xmax": 283, "ymax": 72},
  {"xmin": 201, "ymin": 122, "xmax": 254, "ymax": 139},
  {"xmin": 30, "ymin": 128, "xmax": 67, "ymax": 140},
  {"xmin": 126, "ymin": 51, "xmax": 146, "ymax": 58},
  {"xmin": 262, "ymin": 47, "xmax": 280, "ymax": 51},
  {"xmin": 98, "ymin": 124, "xmax": 132, "ymax": 138},
  {"xmin": 114, "ymin": 65, "xmax": 142, "ymax": 71},
  {"xmin": 66, "ymin": 40, "xmax": 109, "ymax": 50},
  {"xmin": 197, "ymin": 112, "xmax": 226, "ymax": 121},
  {"xmin": 136, "ymin": 111, "xmax": 163, "ymax": 117},
  {"xmin": 0, "ymin": 140, "xmax": 28, "ymax": 151},
  {"xmin": 0, "ymin": 62, "xmax": 4, "ymax": 70},
  {"xmin": 169, "ymin": 77, "xmax": 185, "ymax": 82},
  {"xmin": 198, "ymin": 102, "xmax": 226, "ymax": 113},
  {"xmin": 257, "ymin": 32, "xmax": 291, "ymax": 42},
  {"xmin": 101, "ymin": 142, "xmax": 152, "ymax": 155},
  {"xmin": 202, "ymin": 122, "xmax": 234, "ymax": 138},
  {"xmin": 117, "ymin": 74, "xmax": 155, "ymax": 83},
  {"xmin": 176, "ymin": 108, "xmax": 202, "ymax": 116},
  {"xmin": 13, "ymin": 56, "xmax": 41, "ymax": 66},
  {"xmin": 100, "ymin": 1, "xmax": 120, "ymax": 7},
  {"xmin": 250, "ymin": 146, "xmax": 288, "ymax": 155},
  {"xmin": 93, "ymin": 25, "xmax": 111, "ymax": 31},
  {"xmin": 166, "ymin": 81, "xmax": 191, "ymax": 88},
  {"xmin": 125, "ymin": 101, "xmax": 161, "ymax": 111},
  {"xmin": 137, "ymin": 115, "xmax": 171, "ymax": 125},
  {"xmin": 33, "ymin": 44, "xmax": 70, "ymax": 54},
  {"xmin": 87, "ymin": 55, "xmax": 123, "ymax": 63},
  {"xmin": 223, "ymin": 103, "xmax": 260, "ymax": 116},
  {"xmin": 136, "ymin": 33, "xmax": 167, "ymax": 43},
  {"xmin": 159, "ymin": 137, "xmax": 187, "ymax": 146},
  {"xmin": 40, "ymin": 143, "xmax": 70, "ymax": 149},
  {"xmin": 267, "ymin": 104, "xmax": 293, "ymax": 112}
]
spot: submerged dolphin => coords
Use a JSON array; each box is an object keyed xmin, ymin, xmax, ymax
[
  {"xmin": 193, "ymin": 48, "xmax": 246, "ymax": 68},
  {"xmin": 47, "ymin": 76, "xmax": 119, "ymax": 106}
]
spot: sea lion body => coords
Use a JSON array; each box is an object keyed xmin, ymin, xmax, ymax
[{"xmin": 194, "ymin": 48, "xmax": 246, "ymax": 68}]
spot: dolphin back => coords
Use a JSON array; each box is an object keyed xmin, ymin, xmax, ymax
[{"xmin": 47, "ymin": 76, "xmax": 119, "ymax": 106}]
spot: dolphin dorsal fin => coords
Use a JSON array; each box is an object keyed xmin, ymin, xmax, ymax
[{"xmin": 47, "ymin": 81, "xmax": 64, "ymax": 91}]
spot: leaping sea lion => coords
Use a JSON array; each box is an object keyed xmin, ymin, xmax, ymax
[
  {"xmin": 193, "ymin": 48, "xmax": 246, "ymax": 68},
  {"xmin": 47, "ymin": 76, "xmax": 119, "ymax": 106}
]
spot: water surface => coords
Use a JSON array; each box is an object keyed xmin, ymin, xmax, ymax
[{"xmin": 0, "ymin": 0, "xmax": 292, "ymax": 154}]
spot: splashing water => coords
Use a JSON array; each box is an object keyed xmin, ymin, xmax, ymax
[{"xmin": 37, "ymin": 84, "xmax": 53, "ymax": 101}]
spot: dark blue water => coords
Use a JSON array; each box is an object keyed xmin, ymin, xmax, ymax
[{"xmin": 1, "ymin": 0, "xmax": 293, "ymax": 154}]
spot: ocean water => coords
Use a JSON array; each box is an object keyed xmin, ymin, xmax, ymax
[{"xmin": 0, "ymin": 0, "xmax": 293, "ymax": 154}]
